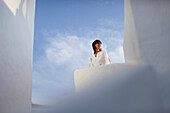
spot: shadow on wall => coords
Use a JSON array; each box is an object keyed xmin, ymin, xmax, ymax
[{"xmin": 2, "ymin": 0, "xmax": 30, "ymax": 19}]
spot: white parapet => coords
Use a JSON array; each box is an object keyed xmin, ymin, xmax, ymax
[
  {"xmin": 55, "ymin": 63, "xmax": 163, "ymax": 113},
  {"xmin": 74, "ymin": 63, "xmax": 133, "ymax": 93},
  {"xmin": 0, "ymin": 0, "xmax": 35, "ymax": 113}
]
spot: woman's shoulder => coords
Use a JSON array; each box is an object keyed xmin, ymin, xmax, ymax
[
  {"xmin": 101, "ymin": 50, "xmax": 107, "ymax": 54},
  {"xmin": 101, "ymin": 50, "xmax": 109, "ymax": 56}
]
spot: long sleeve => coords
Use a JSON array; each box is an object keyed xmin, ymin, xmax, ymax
[
  {"xmin": 104, "ymin": 51, "xmax": 111, "ymax": 64},
  {"xmin": 89, "ymin": 57, "xmax": 93, "ymax": 67}
]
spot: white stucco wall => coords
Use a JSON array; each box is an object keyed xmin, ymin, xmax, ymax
[
  {"xmin": 124, "ymin": 0, "xmax": 170, "ymax": 112},
  {"xmin": 0, "ymin": 0, "xmax": 35, "ymax": 113}
]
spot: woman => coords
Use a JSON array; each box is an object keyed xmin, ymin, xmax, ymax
[{"xmin": 89, "ymin": 40, "xmax": 111, "ymax": 67}]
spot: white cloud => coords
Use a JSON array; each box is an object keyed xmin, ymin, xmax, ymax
[
  {"xmin": 108, "ymin": 45, "xmax": 125, "ymax": 63},
  {"xmin": 97, "ymin": 18, "xmax": 124, "ymax": 29},
  {"xmin": 45, "ymin": 35, "xmax": 92, "ymax": 70}
]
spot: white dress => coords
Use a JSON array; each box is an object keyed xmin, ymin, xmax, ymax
[{"xmin": 89, "ymin": 50, "xmax": 111, "ymax": 67}]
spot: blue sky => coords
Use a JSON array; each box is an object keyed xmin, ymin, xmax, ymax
[{"xmin": 32, "ymin": 0, "xmax": 124, "ymax": 104}]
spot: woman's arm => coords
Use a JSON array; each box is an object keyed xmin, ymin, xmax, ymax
[
  {"xmin": 104, "ymin": 51, "xmax": 111, "ymax": 64},
  {"xmin": 89, "ymin": 57, "xmax": 93, "ymax": 67}
]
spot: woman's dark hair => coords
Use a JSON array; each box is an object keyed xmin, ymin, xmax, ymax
[{"xmin": 92, "ymin": 40, "xmax": 102, "ymax": 54}]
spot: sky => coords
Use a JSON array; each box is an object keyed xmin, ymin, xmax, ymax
[{"xmin": 32, "ymin": 0, "xmax": 124, "ymax": 104}]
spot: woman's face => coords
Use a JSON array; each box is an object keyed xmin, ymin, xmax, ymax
[{"xmin": 95, "ymin": 42, "xmax": 102, "ymax": 49}]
